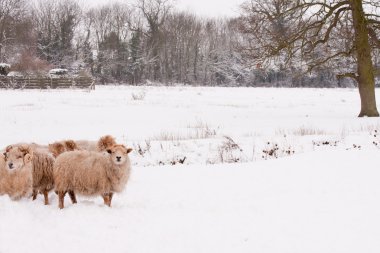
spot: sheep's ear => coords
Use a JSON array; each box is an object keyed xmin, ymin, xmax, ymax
[
  {"xmin": 107, "ymin": 149, "xmax": 112, "ymax": 154},
  {"xmin": 5, "ymin": 145, "xmax": 13, "ymax": 152},
  {"xmin": 24, "ymin": 153, "xmax": 33, "ymax": 163},
  {"xmin": 126, "ymin": 148, "xmax": 133, "ymax": 154}
]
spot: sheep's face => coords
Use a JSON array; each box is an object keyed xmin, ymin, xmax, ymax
[
  {"xmin": 107, "ymin": 145, "xmax": 132, "ymax": 165},
  {"xmin": 4, "ymin": 146, "xmax": 33, "ymax": 172}
]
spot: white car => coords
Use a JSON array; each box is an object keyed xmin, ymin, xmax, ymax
[
  {"xmin": 7, "ymin": 71, "xmax": 23, "ymax": 77},
  {"xmin": 49, "ymin": 68, "xmax": 69, "ymax": 78}
]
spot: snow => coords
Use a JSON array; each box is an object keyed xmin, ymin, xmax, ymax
[
  {"xmin": 49, "ymin": 69, "xmax": 68, "ymax": 74},
  {"xmin": 1, "ymin": 86, "xmax": 380, "ymax": 252},
  {"xmin": 7, "ymin": 71, "xmax": 23, "ymax": 77},
  {"xmin": 0, "ymin": 63, "xmax": 10, "ymax": 68},
  {"xmin": 0, "ymin": 86, "xmax": 379, "ymax": 165},
  {"xmin": 1, "ymin": 150, "xmax": 380, "ymax": 253}
]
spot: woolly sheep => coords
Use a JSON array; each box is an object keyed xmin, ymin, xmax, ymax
[
  {"xmin": 0, "ymin": 145, "xmax": 33, "ymax": 200},
  {"xmin": 4, "ymin": 145, "xmax": 55, "ymax": 204},
  {"xmin": 76, "ymin": 135, "xmax": 117, "ymax": 152},
  {"xmin": 31, "ymin": 150, "xmax": 55, "ymax": 205},
  {"xmin": 48, "ymin": 135, "xmax": 116, "ymax": 158},
  {"xmin": 2, "ymin": 142, "xmax": 49, "ymax": 154},
  {"xmin": 48, "ymin": 140, "xmax": 79, "ymax": 158},
  {"xmin": 0, "ymin": 153, "xmax": 6, "ymax": 195},
  {"xmin": 54, "ymin": 144, "xmax": 132, "ymax": 209}
]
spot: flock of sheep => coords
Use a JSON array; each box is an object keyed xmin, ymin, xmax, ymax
[{"xmin": 0, "ymin": 136, "xmax": 132, "ymax": 209}]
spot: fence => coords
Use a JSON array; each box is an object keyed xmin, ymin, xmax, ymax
[{"xmin": 0, "ymin": 76, "xmax": 95, "ymax": 90}]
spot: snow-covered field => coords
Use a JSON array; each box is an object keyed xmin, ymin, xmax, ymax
[{"xmin": 1, "ymin": 86, "xmax": 380, "ymax": 253}]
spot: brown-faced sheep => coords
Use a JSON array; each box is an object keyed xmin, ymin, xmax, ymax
[
  {"xmin": 48, "ymin": 140, "xmax": 79, "ymax": 158},
  {"xmin": 4, "ymin": 145, "xmax": 55, "ymax": 204},
  {"xmin": 0, "ymin": 145, "xmax": 33, "ymax": 200},
  {"xmin": 48, "ymin": 135, "xmax": 116, "ymax": 158},
  {"xmin": 54, "ymin": 144, "xmax": 132, "ymax": 209}
]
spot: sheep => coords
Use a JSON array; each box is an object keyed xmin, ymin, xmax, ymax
[
  {"xmin": 4, "ymin": 145, "xmax": 55, "ymax": 205},
  {"xmin": 76, "ymin": 135, "xmax": 117, "ymax": 152},
  {"xmin": 29, "ymin": 143, "xmax": 50, "ymax": 154},
  {"xmin": 98, "ymin": 135, "xmax": 117, "ymax": 151},
  {"xmin": 0, "ymin": 145, "xmax": 34, "ymax": 200},
  {"xmin": 54, "ymin": 144, "xmax": 132, "ymax": 209},
  {"xmin": 0, "ymin": 153, "xmax": 7, "ymax": 196},
  {"xmin": 48, "ymin": 135, "xmax": 116, "ymax": 158},
  {"xmin": 2, "ymin": 142, "xmax": 49, "ymax": 154},
  {"xmin": 48, "ymin": 140, "xmax": 79, "ymax": 158},
  {"xmin": 30, "ymin": 150, "xmax": 55, "ymax": 205}
]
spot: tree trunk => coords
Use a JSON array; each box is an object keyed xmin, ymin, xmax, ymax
[{"xmin": 350, "ymin": 0, "xmax": 379, "ymax": 117}]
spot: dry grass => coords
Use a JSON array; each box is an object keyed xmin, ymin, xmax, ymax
[
  {"xmin": 293, "ymin": 127, "xmax": 327, "ymax": 136},
  {"xmin": 217, "ymin": 136, "xmax": 243, "ymax": 163},
  {"xmin": 354, "ymin": 123, "xmax": 380, "ymax": 133},
  {"xmin": 149, "ymin": 120, "xmax": 217, "ymax": 141},
  {"xmin": 150, "ymin": 127, "xmax": 217, "ymax": 141},
  {"xmin": 276, "ymin": 126, "xmax": 327, "ymax": 136}
]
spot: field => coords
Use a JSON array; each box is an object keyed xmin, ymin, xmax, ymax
[{"xmin": 1, "ymin": 86, "xmax": 380, "ymax": 253}]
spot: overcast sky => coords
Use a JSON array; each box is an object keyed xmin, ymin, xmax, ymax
[{"xmin": 88, "ymin": 0, "xmax": 245, "ymax": 18}]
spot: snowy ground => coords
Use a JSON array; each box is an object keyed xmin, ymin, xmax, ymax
[{"xmin": 1, "ymin": 86, "xmax": 380, "ymax": 252}]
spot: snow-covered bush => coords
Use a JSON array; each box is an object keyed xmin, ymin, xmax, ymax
[{"xmin": 131, "ymin": 91, "xmax": 146, "ymax": 101}]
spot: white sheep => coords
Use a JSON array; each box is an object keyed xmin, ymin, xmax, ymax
[
  {"xmin": 0, "ymin": 146, "xmax": 33, "ymax": 200},
  {"xmin": 53, "ymin": 144, "xmax": 132, "ymax": 209}
]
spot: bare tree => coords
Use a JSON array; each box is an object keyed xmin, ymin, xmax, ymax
[
  {"xmin": 0, "ymin": 0, "xmax": 27, "ymax": 61},
  {"xmin": 88, "ymin": 2, "xmax": 133, "ymax": 82},
  {"xmin": 239, "ymin": 0, "xmax": 380, "ymax": 117},
  {"xmin": 137, "ymin": 0, "xmax": 172, "ymax": 81},
  {"xmin": 33, "ymin": 0, "xmax": 81, "ymax": 67}
]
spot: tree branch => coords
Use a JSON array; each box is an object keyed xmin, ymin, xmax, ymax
[{"xmin": 337, "ymin": 72, "xmax": 359, "ymax": 81}]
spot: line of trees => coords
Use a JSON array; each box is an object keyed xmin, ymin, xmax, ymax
[{"xmin": 0, "ymin": 0, "xmax": 379, "ymax": 93}]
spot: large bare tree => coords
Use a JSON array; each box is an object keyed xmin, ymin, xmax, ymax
[{"xmin": 239, "ymin": 0, "xmax": 380, "ymax": 117}]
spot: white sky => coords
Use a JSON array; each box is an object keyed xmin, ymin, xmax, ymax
[
  {"xmin": 175, "ymin": 0, "xmax": 245, "ymax": 17},
  {"xmin": 87, "ymin": 0, "xmax": 245, "ymax": 18}
]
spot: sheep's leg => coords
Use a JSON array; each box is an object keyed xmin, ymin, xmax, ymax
[
  {"xmin": 43, "ymin": 190, "xmax": 49, "ymax": 205},
  {"xmin": 102, "ymin": 193, "xmax": 111, "ymax": 207},
  {"xmin": 68, "ymin": 190, "xmax": 77, "ymax": 204},
  {"xmin": 32, "ymin": 190, "xmax": 38, "ymax": 201},
  {"xmin": 109, "ymin": 193, "xmax": 114, "ymax": 207},
  {"xmin": 58, "ymin": 191, "xmax": 66, "ymax": 209}
]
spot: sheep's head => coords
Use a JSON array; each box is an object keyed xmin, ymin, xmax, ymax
[
  {"xmin": 107, "ymin": 145, "xmax": 132, "ymax": 165},
  {"xmin": 4, "ymin": 145, "xmax": 33, "ymax": 171},
  {"xmin": 48, "ymin": 142, "xmax": 65, "ymax": 158}
]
